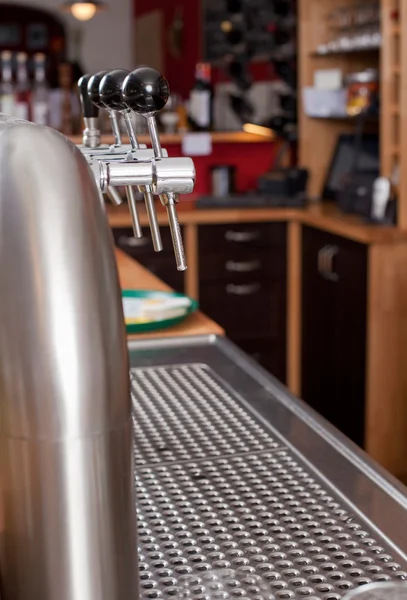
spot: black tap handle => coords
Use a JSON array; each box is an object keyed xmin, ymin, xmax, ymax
[
  {"xmin": 122, "ymin": 67, "xmax": 170, "ymax": 115},
  {"xmin": 99, "ymin": 69, "xmax": 130, "ymax": 112},
  {"xmin": 87, "ymin": 70, "xmax": 109, "ymax": 109},
  {"xmin": 78, "ymin": 74, "xmax": 99, "ymax": 118}
]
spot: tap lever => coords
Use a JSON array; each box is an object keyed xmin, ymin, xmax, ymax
[
  {"xmin": 122, "ymin": 67, "xmax": 186, "ymax": 267},
  {"xmin": 78, "ymin": 74, "xmax": 101, "ymax": 148},
  {"xmin": 99, "ymin": 69, "xmax": 143, "ymax": 238},
  {"xmin": 78, "ymin": 73, "xmax": 99, "ymax": 119},
  {"xmin": 122, "ymin": 66, "xmax": 169, "ymax": 158},
  {"xmin": 88, "ymin": 70, "xmax": 122, "ymax": 146},
  {"xmin": 163, "ymin": 193, "xmax": 187, "ymax": 271},
  {"xmin": 100, "ymin": 69, "xmax": 164, "ymax": 249}
]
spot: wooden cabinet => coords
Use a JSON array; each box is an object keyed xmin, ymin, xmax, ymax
[
  {"xmin": 198, "ymin": 222, "xmax": 287, "ymax": 382},
  {"xmin": 301, "ymin": 226, "xmax": 368, "ymax": 447},
  {"xmin": 113, "ymin": 227, "xmax": 185, "ymax": 293}
]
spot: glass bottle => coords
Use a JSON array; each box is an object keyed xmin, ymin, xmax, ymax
[
  {"xmin": 31, "ymin": 53, "xmax": 49, "ymax": 126},
  {"xmin": 15, "ymin": 52, "xmax": 30, "ymax": 121},
  {"xmin": 0, "ymin": 51, "xmax": 16, "ymax": 117}
]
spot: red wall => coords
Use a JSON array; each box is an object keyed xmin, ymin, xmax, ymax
[
  {"xmin": 135, "ymin": 0, "xmax": 276, "ymax": 194},
  {"xmin": 134, "ymin": 0, "xmax": 273, "ymax": 98},
  {"xmin": 167, "ymin": 142, "xmax": 276, "ymax": 195},
  {"xmin": 135, "ymin": 0, "xmax": 201, "ymax": 98}
]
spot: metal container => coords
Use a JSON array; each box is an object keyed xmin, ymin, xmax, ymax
[
  {"xmin": 0, "ymin": 117, "xmax": 138, "ymax": 600},
  {"xmin": 211, "ymin": 164, "xmax": 236, "ymax": 197}
]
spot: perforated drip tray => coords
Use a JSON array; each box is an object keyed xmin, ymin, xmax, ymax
[{"xmin": 130, "ymin": 364, "xmax": 407, "ymax": 600}]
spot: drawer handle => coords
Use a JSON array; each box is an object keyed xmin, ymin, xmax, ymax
[
  {"xmin": 225, "ymin": 259, "xmax": 261, "ymax": 273},
  {"xmin": 118, "ymin": 234, "xmax": 149, "ymax": 248},
  {"xmin": 325, "ymin": 245, "xmax": 339, "ymax": 281},
  {"xmin": 226, "ymin": 283, "xmax": 261, "ymax": 295},
  {"xmin": 317, "ymin": 246, "xmax": 329, "ymax": 277},
  {"xmin": 225, "ymin": 230, "xmax": 261, "ymax": 243}
]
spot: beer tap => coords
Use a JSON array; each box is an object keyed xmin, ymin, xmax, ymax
[
  {"xmin": 76, "ymin": 66, "xmax": 195, "ymax": 269},
  {"xmin": 78, "ymin": 73, "xmax": 123, "ymax": 206},
  {"xmin": 88, "ymin": 70, "xmax": 122, "ymax": 147},
  {"xmin": 78, "ymin": 73, "xmax": 102, "ymax": 149},
  {"xmin": 99, "ymin": 69, "xmax": 163, "ymax": 252},
  {"xmin": 122, "ymin": 67, "xmax": 187, "ymax": 271},
  {"xmin": 96, "ymin": 69, "xmax": 142, "ymax": 239}
]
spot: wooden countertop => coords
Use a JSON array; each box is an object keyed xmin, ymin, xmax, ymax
[
  {"xmin": 70, "ymin": 131, "xmax": 275, "ymax": 146},
  {"xmin": 108, "ymin": 200, "xmax": 407, "ymax": 245},
  {"xmin": 116, "ymin": 248, "xmax": 223, "ymax": 340}
]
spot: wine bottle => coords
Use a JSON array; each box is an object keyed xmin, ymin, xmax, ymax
[
  {"xmin": 31, "ymin": 53, "xmax": 49, "ymax": 126},
  {"xmin": 0, "ymin": 51, "xmax": 16, "ymax": 117},
  {"xmin": 189, "ymin": 62, "xmax": 213, "ymax": 131},
  {"xmin": 15, "ymin": 52, "xmax": 30, "ymax": 121}
]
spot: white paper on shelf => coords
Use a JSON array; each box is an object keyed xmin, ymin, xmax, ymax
[{"xmin": 182, "ymin": 132, "xmax": 212, "ymax": 156}]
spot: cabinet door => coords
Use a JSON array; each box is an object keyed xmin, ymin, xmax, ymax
[
  {"xmin": 198, "ymin": 223, "xmax": 287, "ymax": 382},
  {"xmin": 301, "ymin": 226, "xmax": 367, "ymax": 447}
]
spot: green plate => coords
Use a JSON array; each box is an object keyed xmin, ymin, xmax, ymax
[{"xmin": 122, "ymin": 289, "xmax": 199, "ymax": 334}]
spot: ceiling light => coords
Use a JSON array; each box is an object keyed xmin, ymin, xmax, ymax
[{"xmin": 60, "ymin": 1, "xmax": 107, "ymax": 21}]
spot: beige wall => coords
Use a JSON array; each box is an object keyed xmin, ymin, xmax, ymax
[{"xmin": 11, "ymin": 0, "xmax": 134, "ymax": 73}]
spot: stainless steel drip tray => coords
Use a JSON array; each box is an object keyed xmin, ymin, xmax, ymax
[{"xmin": 128, "ymin": 335, "xmax": 407, "ymax": 599}]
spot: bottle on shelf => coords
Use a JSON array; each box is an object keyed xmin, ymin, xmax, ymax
[
  {"xmin": 15, "ymin": 52, "xmax": 30, "ymax": 121},
  {"xmin": 31, "ymin": 53, "xmax": 49, "ymax": 126},
  {"xmin": 188, "ymin": 62, "xmax": 213, "ymax": 131},
  {"xmin": 0, "ymin": 51, "xmax": 17, "ymax": 117}
]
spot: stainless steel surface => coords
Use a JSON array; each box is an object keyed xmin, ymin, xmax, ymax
[
  {"xmin": 123, "ymin": 110, "xmax": 140, "ymax": 150},
  {"xmin": 147, "ymin": 114, "xmax": 164, "ymax": 158},
  {"xmin": 122, "ymin": 110, "xmax": 163, "ymax": 252},
  {"xmin": 83, "ymin": 116, "xmax": 100, "ymax": 148},
  {"xmin": 145, "ymin": 113, "xmax": 187, "ymax": 265},
  {"xmin": 126, "ymin": 184, "xmax": 143, "ymax": 238},
  {"xmin": 99, "ymin": 159, "xmax": 154, "ymax": 191},
  {"xmin": 109, "ymin": 109, "xmax": 122, "ymax": 145},
  {"xmin": 0, "ymin": 119, "xmax": 138, "ymax": 600},
  {"xmin": 106, "ymin": 184, "xmax": 124, "ymax": 206},
  {"xmin": 165, "ymin": 197, "xmax": 187, "ymax": 271},
  {"xmin": 142, "ymin": 186, "xmax": 164, "ymax": 252},
  {"xmin": 153, "ymin": 158, "xmax": 196, "ymax": 196},
  {"xmin": 128, "ymin": 335, "xmax": 407, "ymax": 600}
]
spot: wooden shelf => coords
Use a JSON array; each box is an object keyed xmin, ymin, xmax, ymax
[
  {"xmin": 69, "ymin": 131, "xmax": 275, "ymax": 146},
  {"xmin": 309, "ymin": 113, "xmax": 379, "ymax": 121},
  {"xmin": 310, "ymin": 45, "xmax": 380, "ymax": 57}
]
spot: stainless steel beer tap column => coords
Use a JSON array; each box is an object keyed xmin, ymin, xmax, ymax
[
  {"xmin": 0, "ymin": 116, "xmax": 138, "ymax": 600},
  {"xmin": 122, "ymin": 67, "xmax": 187, "ymax": 271},
  {"xmin": 99, "ymin": 70, "xmax": 163, "ymax": 252}
]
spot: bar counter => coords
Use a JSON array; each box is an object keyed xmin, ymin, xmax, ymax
[{"xmin": 116, "ymin": 247, "xmax": 223, "ymax": 340}]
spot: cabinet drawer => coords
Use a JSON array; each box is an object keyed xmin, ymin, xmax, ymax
[
  {"xmin": 234, "ymin": 337, "xmax": 286, "ymax": 383},
  {"xmin": 199, "ymin": 248, "xmax": 286, "ymax": 282},
  {"xmin": 200, "ymin": 280, "xmax": 285, "ymax": 339},
  {"xmin": 113, "ymin": 227, "xmax": 181, "ymax": 259},
  {"xmin": 199, "ymin": 222, "xmax": 286, "ymax": 252}
]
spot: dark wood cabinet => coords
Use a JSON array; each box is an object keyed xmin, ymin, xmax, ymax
[
  {"xmin": 198, "ymin": 222, "xmax": 287, "ymax": 383},
  {"xmin": 301, "ymin": 226, "xmax": 368, "ymax": 447}
]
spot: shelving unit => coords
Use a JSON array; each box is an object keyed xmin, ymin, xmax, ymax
[{"xmin": 299, "ymin": 0, "xmax": 407, "ymax": 227}]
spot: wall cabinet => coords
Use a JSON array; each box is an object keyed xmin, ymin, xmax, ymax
[{"xmin": 301, "ymin": 226, "xmax": 367, "ymax": 447}]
